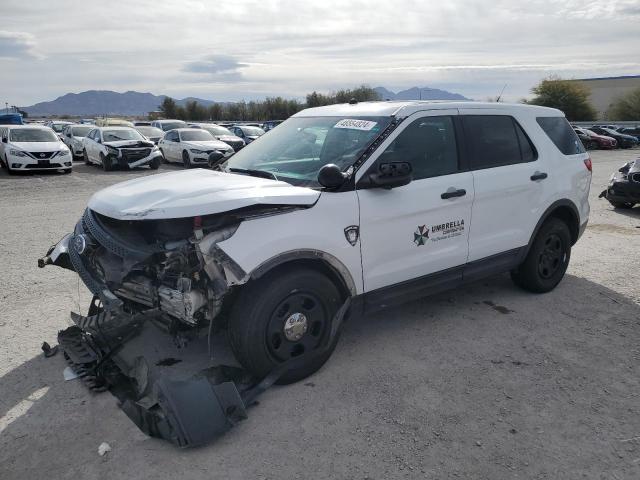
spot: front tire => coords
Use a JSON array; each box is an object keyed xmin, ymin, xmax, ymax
[
  {"xmin": 228, "ymin": 267, "xmax": 343, "ymax": 384},
  {"xmin": 149, "ymin": 157, "xmax": 160, "ymax": 170},
  {"xmin": 182, "ymin": 150, "xmax": 191, "ymax": 168},
  {"xmin": 100, "ymin": 153, "xmax": 112, "ymax": 171},
  {"xmin": 511, "ymin": 218, "xmax": 571, "ymax": 293},
  {"xmin": 5, "ymin": 156, "xmax": 15, "ymax": 175}
]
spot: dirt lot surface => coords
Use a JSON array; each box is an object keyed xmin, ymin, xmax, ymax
[{"xmin": 1, "ymin": 150, "xmax": 639, "ymax": 479}]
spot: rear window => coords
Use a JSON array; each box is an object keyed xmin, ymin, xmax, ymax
[{"xmin": 536, "ymin": 117, "xmax": 585, "ymax": 155}]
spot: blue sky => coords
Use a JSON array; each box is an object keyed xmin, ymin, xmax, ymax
[{"xmin": 1, "ymin": 0, "xmax": 639, "ymax": 106}]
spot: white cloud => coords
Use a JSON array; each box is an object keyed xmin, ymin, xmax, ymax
[{"xmin": 0, "ymin": 0, "xmax": 638, "ymax": 105}]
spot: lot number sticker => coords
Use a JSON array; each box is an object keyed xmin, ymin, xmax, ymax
[{"xmin": 334, "ymin": 119, "xmax": 378, "ymax": 131}]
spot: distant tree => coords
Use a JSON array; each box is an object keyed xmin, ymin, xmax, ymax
[
  {"xmin": 527, "ymin": 76, "xmax": 597, "ymax": 121},
  {"xmin": 607, "ymin": 87, "xmax": 640, "ymax": 120},
  {"xmin": 159, "ymin": 97, "xmax": 178, "ymax": 118}
]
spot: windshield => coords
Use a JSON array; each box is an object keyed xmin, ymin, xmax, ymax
[
  {"xmin": 202, "ymin": 125, "xmax": 233, "ymax": 136},
  {"xmin": 240, "ymin": 126, "xmax": 265, "ymax": 136},
  {"xmin": 10, "ymin": 128, "xmax": 59, "ymax": 142},
  {"xmin": 225, "ymin": 116, "xmax": 391, "ymax": 188},
  {"xmin": 71, "ymin": 126, "xmax": 92, "ymax": 137},
  {"xmin": 136, "ymin": 126, "xmax": 163, "ymax": 137},
  {"xmin": 180, "ymin": 130, "xmax": 214, "ymax": 141},
  {"xmin": 159, "ymin": 121, "xmax": 186, "ymax": 131},
  {"xmin": 103, "ymin": 128, "xmax": 144, "ymax": 142}
]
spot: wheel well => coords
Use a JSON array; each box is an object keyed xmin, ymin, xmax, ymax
[
  {"xmin": 251, "ymin": 258, "xmax": 352, "ymax": 302},
  {"xmin": 547, "ymin": 205, "xmax": 579, "ymax": 244}
]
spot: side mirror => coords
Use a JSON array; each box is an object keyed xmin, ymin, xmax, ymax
[
  {"xmin": 66, "ymin": 133, "xmax": 72, "ymax": 138},
  {"xmin": 362, "ymin": 162, "xmax": 413, "ymax": 190},
  {"xmin": 1, "ymin": 137, "xmax": 7, "ymax": 143},
  {"xmin": 97, "ymin": 139, "xmax": 102, "ymax": 144},
  {"xmin": 318, "ymin": 163, "xmax": 347, "ymax": 189}
]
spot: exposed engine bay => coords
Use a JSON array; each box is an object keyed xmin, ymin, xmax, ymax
[{"xmin": 39, "ymin": 205, "xmax": 349, "ymax": 447}]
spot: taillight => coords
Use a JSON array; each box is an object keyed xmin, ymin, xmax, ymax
[{"xmin": 584, "ymin": 157, "xmax": 592, "ymax": 172}]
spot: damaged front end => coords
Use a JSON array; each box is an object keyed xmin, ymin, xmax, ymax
[
  {"xmin": 599, "ymin": 158, "xmax": 640, "ymax": 208},
  {"xmin": 40, "ymin": 206, "xmax": 347, "ymax": 447}
]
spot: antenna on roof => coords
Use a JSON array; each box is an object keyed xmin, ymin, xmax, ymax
[{"xmin": 496, "ymin": 84, "xmax": 507, "ymax": 103}]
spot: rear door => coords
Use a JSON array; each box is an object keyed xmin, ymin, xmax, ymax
[
  {"xmin": 459, "ymin": 110, "xmax": 542, "ymax": 262},
  {"xmin": 357, "ymin": 110, "xmax": 474, "ymax": 295}
]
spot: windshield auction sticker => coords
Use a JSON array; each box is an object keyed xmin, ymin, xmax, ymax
[{"xmin": 334, "ymin": 119, "xmax": 378, "ymax": 131}]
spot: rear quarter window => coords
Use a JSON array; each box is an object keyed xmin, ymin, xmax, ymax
[{"xmin": 536, "ymin": 117, "xmax": 585, "ymax": 155}]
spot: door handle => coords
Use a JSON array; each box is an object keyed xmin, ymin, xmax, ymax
[
  {"xmin": 441, "ymin": 188, "xmax": 466, "ymax": 199},
  {"xmin": 530, "ymin": 172, "xmax": 548, "ymax": 181}
]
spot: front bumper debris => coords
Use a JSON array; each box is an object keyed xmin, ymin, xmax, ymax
[{"xmin": 55, "ymin": 297, "xmax": 350, "ymax": 447}]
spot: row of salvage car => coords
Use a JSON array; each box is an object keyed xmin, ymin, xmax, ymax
[
  {"xmin": 572, "ymin": 124, "xmax": 640, "ymax": 150},
  {"xmin": 0, "ymin": 118, "xmax": 268, "ymax": 173}
]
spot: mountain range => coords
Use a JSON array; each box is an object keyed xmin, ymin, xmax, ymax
[
  {"xmin": 22, "ymin": 91, "xmax": 219, "ymax": 117},
  {"xmin": 374, "ymin": 86, "xmax": 469, "ymax": 101},
  {"xmin": 22, "ymin": 86, "xmax": 469, "ymax": 116}
]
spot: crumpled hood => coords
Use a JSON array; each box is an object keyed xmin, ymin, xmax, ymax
[
  {"xmin": 88, "ymin": 169, "xmax": 320, "ymax": 220},
  {"xmin": 104, "ymin": 140, "xmax": 155, "ymax": 149}
]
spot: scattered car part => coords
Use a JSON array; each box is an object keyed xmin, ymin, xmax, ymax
[{"xmin": 41, "ymin": 341, "xmax": 59, "ymax": 358}]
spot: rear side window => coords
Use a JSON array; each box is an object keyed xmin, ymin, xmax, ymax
[
  {"xmin": 536, "ymin": 117, "xmax": 585, "ymax": 155},
  {"xmin": 464, "ymin": 115, "xmax": 536, "ymax": 169},
  {"xmin": 378, "ymin": 116, "xmax": 459, "ymax": 180}
]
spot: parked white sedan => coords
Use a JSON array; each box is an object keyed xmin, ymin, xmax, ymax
[
  {"xmin": 82, "ymin": 127, "xmax": 163, "ymax": 171},
  {"xmin": 61, "ymin": 124, "xmax": 93, "ymax": 159},
  {"xmin": 0, "ymin": 124, "xmax": 72, "ymax": 174},
  {"xmin": 158, "ymin": 128, "xmax": 234, "ymax": 168}
]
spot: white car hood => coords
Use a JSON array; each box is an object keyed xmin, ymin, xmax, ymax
[
  {"xmin": 183, "ymin": 140, "xmax": 231, "ymax": 150},
  {"xmin": 10, "ymin": 141, "xmax": 65, "ymax": 152},
  {"xmin": 88, "ymin": 169, "xmax": 320, "ymax": 220}
]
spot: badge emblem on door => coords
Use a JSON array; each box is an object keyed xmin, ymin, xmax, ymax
[
  {"xmin": 344, "ymin": 226, "xmax": 359, "ymax": 246},
  {"xmin": 414, "ymin": 225, "xmax": 429, "ymax": 246}
]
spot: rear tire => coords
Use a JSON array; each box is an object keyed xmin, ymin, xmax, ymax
[
  {"xmin": 228, "ymin": 267, "xmax": 343, "ymax": 384},
  {"xmin": 511, "ymin": 218, "xmax": 571, "ymax": 293},
  {"xmin": 182, "ymin": 150, "xmax": 191, "ymax": 168}
]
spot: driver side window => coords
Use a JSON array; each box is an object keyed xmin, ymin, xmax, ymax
[{"xmin": 378, "ymin": 116, "xmax": 459, "ymax": 180}]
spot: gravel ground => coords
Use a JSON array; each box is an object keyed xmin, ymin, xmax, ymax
[{"xmin": 1, "ymin": 150, "xmax": 639, "ymax": 480}]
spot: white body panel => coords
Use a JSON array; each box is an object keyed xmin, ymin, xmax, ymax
[
  {"xmin": 354, "ymin": 109, "xmax": 473, "ymax": 291},
  {"xmin": 218, "ymin": 191, "xmax": 364, "ymax": 293},
  {"xmin": 88, "ymin": 169, "xmax": 320, "ymax": 220},
  {"xmin": 458, "ymin": 107, "xmax": 591, "ymax": 261}
]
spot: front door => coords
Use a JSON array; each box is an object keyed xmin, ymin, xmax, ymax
[{"xmin": 357, "ymin": 110, "xmax": 474, "ymax": 295}]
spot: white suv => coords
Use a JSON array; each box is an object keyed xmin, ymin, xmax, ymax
[
  {"xmin": 42, "ymin": 101, "xmax": 590, "ymax": 410},
  {"xmin": 0, "ymin": 125, "xmax": 73, "ymax": 174}
]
